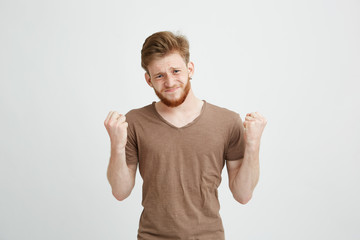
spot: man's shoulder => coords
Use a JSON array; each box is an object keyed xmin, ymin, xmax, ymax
[
  {"xmin": 125, "ymin": 102, "xmax": 154, "ymax": 122},
  {"xmin": 205, "ymin": 101, "xmax": 241, "ymax": 120}
]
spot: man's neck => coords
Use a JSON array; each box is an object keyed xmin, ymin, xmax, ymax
[{"xmin": 155, "ymin": 89, "xmax": 203, "ymax": 115}]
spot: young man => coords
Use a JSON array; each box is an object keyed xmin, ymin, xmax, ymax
[{"xmin": 104, "ymin": 31, "xmax": 267, "ymax": 240}]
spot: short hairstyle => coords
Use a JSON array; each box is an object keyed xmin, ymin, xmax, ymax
[{"xmin": 141, "ymin": 31, "xmax": 190, "ymax": 74}]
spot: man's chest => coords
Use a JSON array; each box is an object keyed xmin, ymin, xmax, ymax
[
  {"xmin": 139, "ymin": 124, "xmax": 227, "ymax": 154},
  {"xmin": 135, "ymin": 123, "xmax": 229, "ymax": 178}
]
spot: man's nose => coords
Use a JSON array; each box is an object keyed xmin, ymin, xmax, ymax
[{"xmin": 164, "ymin": 74, "xmax": 176, "ymax": 87}]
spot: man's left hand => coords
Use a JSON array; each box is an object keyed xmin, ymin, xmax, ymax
[{"xmin": 243, "ymin": 112, "xmax": 267, "ymax": 146}]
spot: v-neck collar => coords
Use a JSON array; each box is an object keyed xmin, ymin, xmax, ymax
[{"xmin": 151, "ymin": 100, "xmax": 207, "ymax": 130}]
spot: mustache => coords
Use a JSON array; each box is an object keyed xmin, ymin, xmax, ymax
[{"xmin": 164, "ymin": 85, "xmax": 182, "ymax": 91}]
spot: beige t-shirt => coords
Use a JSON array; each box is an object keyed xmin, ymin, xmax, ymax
[{"xmin": 125, "ymin": 100, "xmax": 246, "ymax": 240}]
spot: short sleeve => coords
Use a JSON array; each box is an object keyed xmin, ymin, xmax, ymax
[
  {"xmin": 225, "ymin": 114, "xmax": 246, "ymax": 161},
  {"xmin": 125, "ymin": 113, "xmax": 139, "ymax": 165}
]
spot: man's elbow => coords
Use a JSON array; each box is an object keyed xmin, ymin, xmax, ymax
[
  {"xmin": 233, "ymin": 193, "xmax": 252, "ymax": 205},
  {"xmin": 112, "ymin": 190, "xmax": 131, "ymax": 201}
]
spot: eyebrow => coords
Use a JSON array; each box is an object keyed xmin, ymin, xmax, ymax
[
  {"xmin": 153, "ymin": 67, "xmax": 182, "ymax": 76},
  {"xmin": 153, "ymin": 71, "xmax": 164, "ymax": 77}
]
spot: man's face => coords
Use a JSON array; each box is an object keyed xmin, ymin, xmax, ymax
[{"xmin": 145, "ymin": 52, "xmax": 194, "ymax": 108}]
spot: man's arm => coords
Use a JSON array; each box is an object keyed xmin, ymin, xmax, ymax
[
  {"xmin": 104, "ymin": 111, "xmax": 138, "ymax": 201},
  {"xmin": 107, "ymin": 148, "xmax": 137, "ymax": 201},
  {"xmin": 226, "ymin": 143, "xmax": 260, "ymax": 204},
  {"xmin": 226, "ymin": 111, "xmax": 266, "ymax": 204}
]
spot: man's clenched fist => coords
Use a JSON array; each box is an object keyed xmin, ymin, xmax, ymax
[
  {"xmin": 243, "ymin": 112, "xmax": 267, "ymax": 146},
  {"xmin": 104, "ymin": 111, "xmax": 128, "ymax": 151}
]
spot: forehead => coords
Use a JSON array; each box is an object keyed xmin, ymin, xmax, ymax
[{"xmin": 148, "ymin": 52, "xmax": 187, "ymax": 73}]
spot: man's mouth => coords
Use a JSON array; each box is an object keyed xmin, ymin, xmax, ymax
[{"xmin": 165, "ymin": 87, "xmax": 179, "ymax": 92}]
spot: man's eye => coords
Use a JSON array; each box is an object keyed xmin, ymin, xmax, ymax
[
  {"xmin": 174, "ymin": 70, "xmax": 180, "ymax": 73},
  {"xmin": 156, "ymin": 75, "xmax": 163, "ymax": 78}
]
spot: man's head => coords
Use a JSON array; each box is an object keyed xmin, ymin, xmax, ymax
[
  {"xmin": 141, "ymin": 31, "xmax": 194, "ymax": 108},
  {"xmin": 141, "ymin": 31, "xmax": 190, "ymax": 74}
]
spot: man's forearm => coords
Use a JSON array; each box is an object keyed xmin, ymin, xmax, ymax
[
  {"xmin": 107, "ymin": 148, "xmax": 134, "ymax": 201},
  {"xmin": 232, "ymin": 143, "xmax": 260, "ymax": 204}
]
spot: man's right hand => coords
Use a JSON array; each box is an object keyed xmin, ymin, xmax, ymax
[{"xmin": 104, "ymin": 111, "xmax": 128, "ymax": 151}]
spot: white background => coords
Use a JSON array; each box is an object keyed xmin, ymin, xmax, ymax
[{"xmin": 1, "ymin": 0, "xmax": 359, "ymax": 239}]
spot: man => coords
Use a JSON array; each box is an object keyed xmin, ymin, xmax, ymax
[{"xmin": 104, "ymin": 31, "xmax": 267, "ymax": 240}]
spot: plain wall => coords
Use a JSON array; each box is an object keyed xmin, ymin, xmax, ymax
[{"xmin": 1, "ymin": 0, "xmax": 359, "ymax": 239}]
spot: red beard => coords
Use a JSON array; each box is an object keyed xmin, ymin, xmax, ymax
[{"xmin": 153, "ymin": 77, "xmax": 191, "ymax": 108}]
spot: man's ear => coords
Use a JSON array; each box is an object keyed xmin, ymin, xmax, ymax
[
  {"xmin": 187, "ymin": 61, "xmax": 195, "ymax": 78},
  {"xmin": 145, "ymin": 72, "xmax": 153, "ymax": 87}
]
